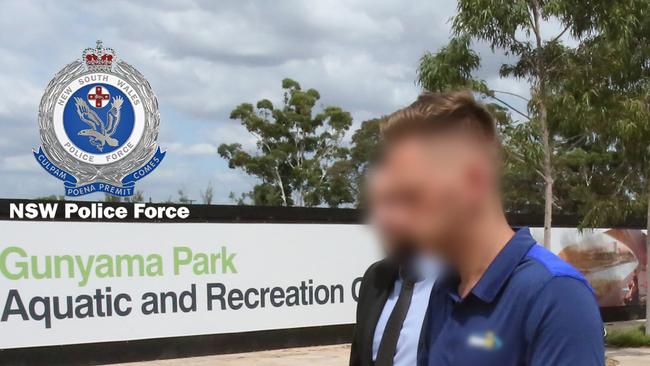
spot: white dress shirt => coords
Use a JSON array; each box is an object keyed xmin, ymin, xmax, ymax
[{"xmin": 372, "ymin": 256, "xmax": 442, "ymax": 366}]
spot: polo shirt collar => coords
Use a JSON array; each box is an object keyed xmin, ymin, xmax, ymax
[
  {"xmin": 444, "ymin": 227, "xmax": 537, "ymax": 303},
  {"xmin": 471, "ymin": 227, "xmax": 537, "ymax": 302}
]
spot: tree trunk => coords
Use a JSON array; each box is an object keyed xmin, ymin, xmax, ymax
[
  {"xmin": 531, "ymin": 0, "xmax": 553, "ymax": 249},
  {"xmin": 540, "ymin": 100, "xmax": 553, "ymax": 249},
  {"xmin": 646, "ymin": 192, "xmax": 650, "ymax": 335},
  {"xmin": 274, "ymin": 167, "xmax": 288, "ymax": 206}
]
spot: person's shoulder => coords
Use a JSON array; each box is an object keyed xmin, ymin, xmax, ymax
[
  {"xmin": 363, "ymin": 258, "xmax": 397, "ymax": 280},
  {"xmin": 513, "ymin": 244, "xmax": 595, "ymax": 298},
  {"xmin": 360, "ymin": 259, "xmax": 399, "ymax": 293},
  {"xmin": 514, "ymin": 245, "xmax": 602, "ymax": 342},
  {"xmin": 516, "ymin": 247, "xmax": 605, "ymax": 364},
  {"xmin": 355, "ymin": 259, "xmax": 397, "ymax": 306}
]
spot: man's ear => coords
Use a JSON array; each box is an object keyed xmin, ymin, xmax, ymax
[{"xmin": 466, "ymin": 156, "xmax": 492, "ymax": 203}]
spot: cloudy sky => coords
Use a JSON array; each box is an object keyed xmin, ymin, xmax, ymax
[{"xmin": 0, "ymin": 0, "xmax": 533, "ymax": 203}]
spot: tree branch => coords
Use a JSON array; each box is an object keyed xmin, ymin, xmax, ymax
[
  {"xmin": 559, "ymin": 133, "xmax": 588, "ymax": 150},
  {"xmin": 489, "ymin": 95, "xmax": 531, "ymax": 120},
  {"xmin": 506, "ymin": 149, "xmax": 545, "ymax": 179},
  {"xmin": 273, "ymin": 166, "xmax": 288, "ymax": 206},
  {"xmin": 550, "ymin": 25, "xmax": 571, "ymax": 44},
  {"xmin": 492, "ymin": 90, "xmax": 531, "ymax": 102}
]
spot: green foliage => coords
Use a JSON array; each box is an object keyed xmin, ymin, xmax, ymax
[
  {"xmin": 606, "ymin": 326, "xmax": 650, "ymax": 348},
  {"xmin": 548, "ymin": 0, "xmax": 650, "ymax": 228},
  {"xmin": 417, "ymin": 0, "xmax": 650, "ymax": 228},
  {"xmin": 177, "ymin": 188, "xmax": 191, "ymax": 204},
  {"xmin": 347, "ymin": 118, "xmax": 382, "ymax": 207},
  {"xmin": 219, "ymin": 78, "xmax": 354, "ymax": 207},
  {"xmin": 104, "ymin": 194, "xmax": 122, "ymax": 203},
  {"xmin": 416, "ymin": 30, "xmax": 539, "ymax": 213},
  {"xmin": 34, "ymin": 195, "xmax": 65, "ymax": 201},
  {"xmin": 104, "ymin": 191, "xmax": 145, "ymax": 203},
  {"xmin": 501, "ymin": 120, "xmax": 546, "ymax": 214},
  {"xmin": 124, "ymin": 191, "xmax": 145, "ymax": 203},
  {"xmin": 200, "ymin": 182, "xmax": 214, "ymax": 205},
  {"xmin": 417, "ymin": 36, "xmax": 488, "ymax": 94}
]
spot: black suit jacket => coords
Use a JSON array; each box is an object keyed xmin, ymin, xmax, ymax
[{"xmin": 349, "ymin": 259, "xmax": 399, "ymax": 366}]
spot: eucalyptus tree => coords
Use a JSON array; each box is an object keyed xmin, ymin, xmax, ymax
[
  {"xmin": 557, "ymin": 1, "xmax": 650, "ymax": 333},
  {"xmin": 416, "ymin": 36, "xmax": 542, "ymax": 215},
  {"xmin": 418, "ymin": 0, "xmax": 636, "ymax": 248},
  {"xmin": 219, "ymin": 78, "xmax": 354, "ymax": 207}
]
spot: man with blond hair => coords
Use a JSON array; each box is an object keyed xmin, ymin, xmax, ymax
[{"xmin": 376, "ymin": 91, "xmax": 604, "ymax": 365}]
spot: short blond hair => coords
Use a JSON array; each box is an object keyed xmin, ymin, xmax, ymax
[{"xmin": 380, "ymin": 90, "xmax": 498, "ymax": 144}]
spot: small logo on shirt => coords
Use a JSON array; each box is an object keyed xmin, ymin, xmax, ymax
[{"xmin": 467, "ymin": 331, "xmax": 503, "ymax": 351}]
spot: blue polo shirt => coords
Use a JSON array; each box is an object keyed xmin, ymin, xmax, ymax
[{"xmin": 418, "ymin": 227, "xmax": 605, "ymax": 366}]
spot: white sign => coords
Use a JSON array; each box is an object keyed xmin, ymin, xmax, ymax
[{"xmin": 0, "ymin": 221, "xmax": 382, "ymax": 349}]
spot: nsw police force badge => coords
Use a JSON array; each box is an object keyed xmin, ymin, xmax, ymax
[{"xmin": 34, "ymin": 41, "xmax": 165, "ymax": 197}]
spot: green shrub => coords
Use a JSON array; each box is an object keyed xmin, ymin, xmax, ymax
[{"xmin": 606, "ymin": 326, "xmax": 650, "ymax": 347}]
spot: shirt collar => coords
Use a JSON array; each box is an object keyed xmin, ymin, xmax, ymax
[{"xmin": 444, "ymin": 227, "xmax": 537, "ymax": 303}]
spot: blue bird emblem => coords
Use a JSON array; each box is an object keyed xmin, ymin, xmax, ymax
[{"xmin": 73, "ymin": 95, "xmax": 123, "ymax": 152}]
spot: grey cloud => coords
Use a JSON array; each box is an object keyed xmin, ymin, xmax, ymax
[{"xmin": 0, "ymin": 0, "xmax": 551, "ymax": 202}]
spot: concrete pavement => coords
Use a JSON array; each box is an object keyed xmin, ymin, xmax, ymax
[
  {"xmin": 607, "ymin": 347, "xmax": 650, "ymax": 366},
  {"xmin": 102, "ymin": 345, "xmax": 351, "ymax": 366},
  {"xmin": 101, "ymin": 344, "xmax": 649, "ymax": 366}
]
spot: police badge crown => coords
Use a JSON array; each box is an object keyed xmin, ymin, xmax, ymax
[{"xmin": 34, "ymin": 41, "xmax": 165, "ymax": 197}]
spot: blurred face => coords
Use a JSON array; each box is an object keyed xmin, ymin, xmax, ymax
[
  {"xmin": 380, "ymin": 132, "xmax": 499, "ymax": 255},
  {"xmin": 367, "ymin": 167, "xmax": 418, "ymax": 263}
]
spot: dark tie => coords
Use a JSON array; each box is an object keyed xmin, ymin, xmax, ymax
[{"xmin": 374, "ymin": 274, "xmax": 417, "ymax": 366}]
